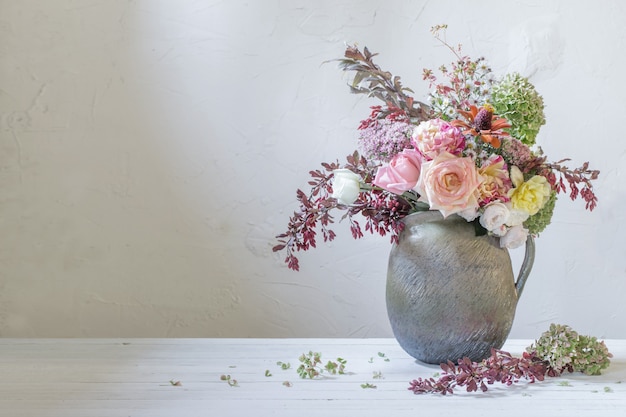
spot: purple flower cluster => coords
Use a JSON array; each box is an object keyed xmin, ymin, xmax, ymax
[{"xmin": 358, "ymin": 119, "xmax": 413, "ymax": 163}]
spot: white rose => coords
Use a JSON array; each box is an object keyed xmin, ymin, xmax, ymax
[
  {"xmin": 504, "ymin": 202, "xmax": 530, "ymax": 227},
  {"xmin": 479, "ymin": 202, "xmax": 509, "ymax": 233},
  {"xmin": 499, "ymin": 224, "xmax": 529, "ymax": 249},
  {"xmin": 331, "ymin": 169, "xmax": 361, "ymax": 205}
]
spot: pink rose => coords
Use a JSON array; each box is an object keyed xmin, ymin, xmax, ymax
[
  {"xmin": 411, "ymin": 119, "xmax": 465, "ymax": 160},
  {"xmin": 414, "ymin": 152, "xmax": 483, "ymax": 218},
  {"xmin": 373, "ymin": 148, "xmax": 422, "ymax": 195}
]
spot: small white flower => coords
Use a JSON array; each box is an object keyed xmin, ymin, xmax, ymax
[
  {"xmin": 504, "ymin": 203, "xmax": 530, "ymax": 226},
  {"xmin": 479, "ymin": 202, "xmax": 509, "ymax": 233}
]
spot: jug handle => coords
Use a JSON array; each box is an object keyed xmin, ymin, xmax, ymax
[{"xmin": 515, "ymin": 236, "xmax": 535, "ymax": 299}]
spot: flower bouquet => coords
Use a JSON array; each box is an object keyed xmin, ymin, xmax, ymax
[{"xmin": 273, "ymin": 25, "xmax": 599, "ymax": 271}]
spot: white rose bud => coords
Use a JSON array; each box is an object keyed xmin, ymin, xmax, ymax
[
  {"xmin": 479, "ymin": 202, "xmax": 509, "ymax": 233},
  {"xmin": 499, "ymin": 224, "xmax": 529, "ymax": 249},
  {"xmin": 331, "ymin": 169, "xmax": 361, "ymax": 205}
]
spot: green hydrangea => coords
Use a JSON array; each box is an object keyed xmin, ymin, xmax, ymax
[
  {"xmin": 527, "ymin": 323, "xmax": 612, "ymax": 376},
  {"xmin": 490, "ymin": 73, "xmax": 545, "ymax": 146},
  {"xmin": 524, "ymin": 191, "xmax": 557, "ymax": 235}
]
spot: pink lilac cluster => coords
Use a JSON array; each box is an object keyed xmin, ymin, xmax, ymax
[{"xmin": 358, "ymin": 118, "xmax": 413, "ymax": 163}]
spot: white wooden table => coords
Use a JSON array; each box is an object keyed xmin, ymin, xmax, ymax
[{"xmin": 1, "ymin": 338, "xmax": 624, "ymax": 417}]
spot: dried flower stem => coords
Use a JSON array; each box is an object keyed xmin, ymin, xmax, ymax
[
  {"xmin": 334, "ymin": 45, "xmax": 432, "ymax": 123},
  {"xmin": 408, "ymin": 349, "xmax": 547, "ymax": 395},
  {"xmin": 409, "ymin": 324, "xmax": 612, "ymax": 395}
]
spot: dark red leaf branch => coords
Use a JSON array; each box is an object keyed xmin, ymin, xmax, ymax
[
  {"xmin": 546, "ymin": 159, "xmax": 600, "ymax": 211},
  {"xmin": 272, "ymin": 151, "xmax": 412, "ymax": 271}
]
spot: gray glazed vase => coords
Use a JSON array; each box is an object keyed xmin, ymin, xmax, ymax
[{"xmin": 386, "ymin": 210, "xmax": 535, "ymax": 364}]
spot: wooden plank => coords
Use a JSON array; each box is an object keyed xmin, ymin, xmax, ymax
[{"xmin": 0, "ymin": 339, "xmax": 623, "ymax": 417}]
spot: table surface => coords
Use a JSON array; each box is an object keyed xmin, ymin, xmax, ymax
[{"xmin": 1, "ymin": 338, "xmax": 624, "ymax": 417}]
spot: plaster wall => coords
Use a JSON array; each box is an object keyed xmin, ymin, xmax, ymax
[{"xmin": 0, "ymin": 0, "xmax": 624, "ymax": 338}]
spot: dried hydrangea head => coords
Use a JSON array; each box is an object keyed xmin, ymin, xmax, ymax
[
  {"xmin": 490, "ymin": 72, "xmax": 546, "ymax": 146},
  {"xmin": 527, "ymin": 323, "xmax": 613, "ymax": 376},
  {"xmin": 523, "ymin": 190, "xmax": 557, "ymax": 235}
]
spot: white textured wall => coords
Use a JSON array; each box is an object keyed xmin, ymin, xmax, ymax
[{"xmin": 0, "ymin": 0, "xmax": 624, "ymax": 338}]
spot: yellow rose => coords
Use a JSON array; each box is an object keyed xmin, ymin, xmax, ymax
[{"xmin": 508, "ymin": 167, "xmax": 551, "ymax": 216}]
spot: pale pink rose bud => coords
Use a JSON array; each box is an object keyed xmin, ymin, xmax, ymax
[{"xmin": 373, "ymin": 148, "xmax": 422, "ymax": 195}]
